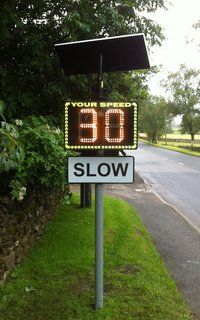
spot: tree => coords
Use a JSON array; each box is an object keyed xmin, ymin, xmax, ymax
[
  {"xmin": 158, "ymin": 98, "xmax": 174, "ymax": 145},
  {"xmin": 140, "ymin": 95, "xmax": 173, "ymax": 143},
  {"xmin": 0, "ymin": 0, "xmax": 166, "ymax": 121},
  {"xmin": 193, "ymin": 20, "xmax": 200, "ymax": 48},
  {"xmin": 163, "ymin": 64, "xmax": 200, "ymax": 149}
]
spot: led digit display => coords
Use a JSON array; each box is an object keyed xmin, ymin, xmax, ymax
[
  {"xmin": 65, "ymin": 101, "xmax": 138, "ymax": 150},
  {"xmin": 79, "ymin": 108, "xmax": 97, "ymax": 143},
  {"xmin": 105, "ymin": 109, "xmax": 124, "ymax": 143}
]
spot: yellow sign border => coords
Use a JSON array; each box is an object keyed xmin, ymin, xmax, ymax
[{"xmin": 65, "ymin": 101, "xmax": 138, "ymax": 150}]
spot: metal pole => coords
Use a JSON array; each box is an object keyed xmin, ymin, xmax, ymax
[
  {"xmin": 95, "ymin": 183, "xmax": 103, "ymax": 309},
  {"xmin": 80, "ymin": 184, "xmax": 85, "ymax": 208},
  {"xmin": 99, "ymin": 54, "xmax": 103, "ymax": 99},
  {"xmin": 94, "ymin": 55, "xmax": 104, "ymax": 309}
]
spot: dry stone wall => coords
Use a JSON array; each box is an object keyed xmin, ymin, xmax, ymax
[{"xmin": 0, "ymin": 190, "xmax": 62, "ymax": 285}]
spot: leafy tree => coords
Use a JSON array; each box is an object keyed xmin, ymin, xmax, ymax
[
  {"xmin": 156, "ymin": 97, "xmax": 174, "ymax": 145},
  {"xmin": 140, "ymin": 95, "xmax": 173, "ymax": 143},
  {"xmin": 193, "ymin": 20, "xmax": 200, "ymax": 45},
  {"xmin": 163, "ymin": 64, "xmax": 200, "ymax": 148},
  {"xmin": 181, "ymin": 113, "xmax": 200, "ymax": 148},
  {"xmin": 0, "ymin": 0, "xmax": 166, "ymax": 121}
]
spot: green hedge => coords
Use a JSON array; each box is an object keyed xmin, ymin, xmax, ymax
[{"xmin": 0, "ymin": 116, "xmax": 72, "ymax": 200}]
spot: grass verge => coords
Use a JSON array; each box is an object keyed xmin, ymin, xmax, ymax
[
  {"xmin": 0, "ymin": 194, "xmax": 192, "ymax": 320},
  {"xmin": 139, "ymin": 138, "xmax": 200, "ymax": 157},
  {"xmin": 139, "ymin": 133, "xmax": 200, "ymax": 141}
]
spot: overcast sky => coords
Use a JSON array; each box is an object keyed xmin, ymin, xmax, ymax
[{"xmin": 147, "ymin": 0, "xmax": 200, "ymax": 97}]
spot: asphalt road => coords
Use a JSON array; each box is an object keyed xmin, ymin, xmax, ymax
[
  {"xmin": 127, "ymin": 142, "xmax": 200, "ymax": 232},
  {"xmin": 104, "ymin": 175, "xmax": 200, "ymax": 319}
]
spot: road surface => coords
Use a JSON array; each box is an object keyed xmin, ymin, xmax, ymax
[{"xmin": 127, "ymin": 142, "xmax": 200, "ymax": 232}]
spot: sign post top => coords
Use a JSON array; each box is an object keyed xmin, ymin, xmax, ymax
[{"xmin": 55, "ymin": 34, "xmax": 150, "ymax": 75}]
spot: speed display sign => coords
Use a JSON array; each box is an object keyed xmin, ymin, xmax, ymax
[{"xmin": 65, "ymin": 101, "xmax": 138, "ymax": 150}]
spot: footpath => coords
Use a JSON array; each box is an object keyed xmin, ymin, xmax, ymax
[{"xmin": 103, "ymin": 173, "xmax": 200, "ymax": 320}]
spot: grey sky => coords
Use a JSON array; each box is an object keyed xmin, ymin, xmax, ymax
[{"xmin": 148, "ymin": 0, "xmax": 200, "ymax": 97}]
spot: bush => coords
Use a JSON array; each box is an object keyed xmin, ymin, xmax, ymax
[
  {"xmin": 0, "ymin": 116, "xmax": 72, "ymax": 201},
  {"xmin": 0, "ymin": 121, "xmax": 24, "ymax": 172}
]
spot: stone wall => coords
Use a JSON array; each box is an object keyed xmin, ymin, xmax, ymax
[{"xmin": 0, "ymin": 190, "xmax": 62, "ymax": 285}]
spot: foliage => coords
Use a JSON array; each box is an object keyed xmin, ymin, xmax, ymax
[
  {"xmin": 105, "ymin": 70, "xmax": 149, "ymax": 103},
  {"xmin": 0, "ymin": 0, "xmax": 166, "ymax": 121},
  {"xmin": 140, "ymin": 95, "xmax": 173, "ymax": 142},
  {"xmin": 0, "ymin": 99, "xmax": 5, "ymax": 116},
  {"xmin": 0, "ymin": 116, "xmax": 70, "ymax": 200},
  {"xmin": 163, "ymin": 64, "xmax": 200, "ymax": 147},
  {"xmin": 9, "ymin": 180, "xmax": 27, "ymax": 201},
  {"xmin": 181, "ymin": 113, "xmax": 200, "ymax": 137},
  {"xmin": 192, "ymin": 20, "xmax": 200, "ymax": 48},
  {"xmin": 0, "ymin": 121, "xmax": 24, "ymax": 172}
]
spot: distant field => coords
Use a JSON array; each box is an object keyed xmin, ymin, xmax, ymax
[
  {"xmin": 139, "ymin": 132, "xmax": 200, "ymax": 156},
  {"xmin": 159, "ymin": 141, "xmax": 200, "ymax": 148},
  {"xmin": 139, "ymin": 133, "xmax": 200, "ymax": 141},
  {"xmin": 162, "ymin": 133, "xmax": 200, "ymax": 140}
]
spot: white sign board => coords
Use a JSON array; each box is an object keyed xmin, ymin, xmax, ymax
[{"xmin": 68, "ymin": 156, "xmax": 134, "ymax": 183}]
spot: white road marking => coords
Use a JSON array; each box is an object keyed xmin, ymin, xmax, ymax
[
  {"xmin": 186, "ymin": 260, "xmax": 200, "ymax": 265},
  {"xmin": 178, "ymin": 162, "xmax": 184, "ymax": 166},
  {"xmin": 134, "ymin": 188, "xmax": 152, "ymax": 193}
]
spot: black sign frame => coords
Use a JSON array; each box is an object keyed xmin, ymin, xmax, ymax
[{"xmin": 65, "ymin": 101, "xmax": 138, "ymax": 150}]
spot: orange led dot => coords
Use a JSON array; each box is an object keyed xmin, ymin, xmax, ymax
[
  {"xmin": 105, "ymin": 109, "xmax": 124, "ymax": 143},
  {"xmin": 79, "ymin": 108, "xmax": 97, "ymax": 143}
]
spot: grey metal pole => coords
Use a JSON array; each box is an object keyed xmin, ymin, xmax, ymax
[
  {"xmin": 95, "ymin": 183, "xmax": 103, "ymax": 309},
  {"xmin": 94, "ymin": 55, "xmax": 104, "ymax": 309}
]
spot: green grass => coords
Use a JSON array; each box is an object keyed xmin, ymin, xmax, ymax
[
  {"xmin": 0, "ymin": 194, "xmax": 192, "ymax": 320},
  {"xmin": 140, "ymin": 138, "xmax": 200, "ymax": 157},
  {"xmin": 163, "ymin": 133, "xmax": 200, "ymax": 140},
  {"xmin": 140, "ymin": 133, "xmax": 200, "ymax": 141},
  {"xmin": 139, "ymin": 132, "xmax": 200, "ymax": 157}
]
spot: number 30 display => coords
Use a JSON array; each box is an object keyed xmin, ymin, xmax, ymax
[{"xmin": 65, "ymin": 101, "xmax": 138, "ymax": 150}]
